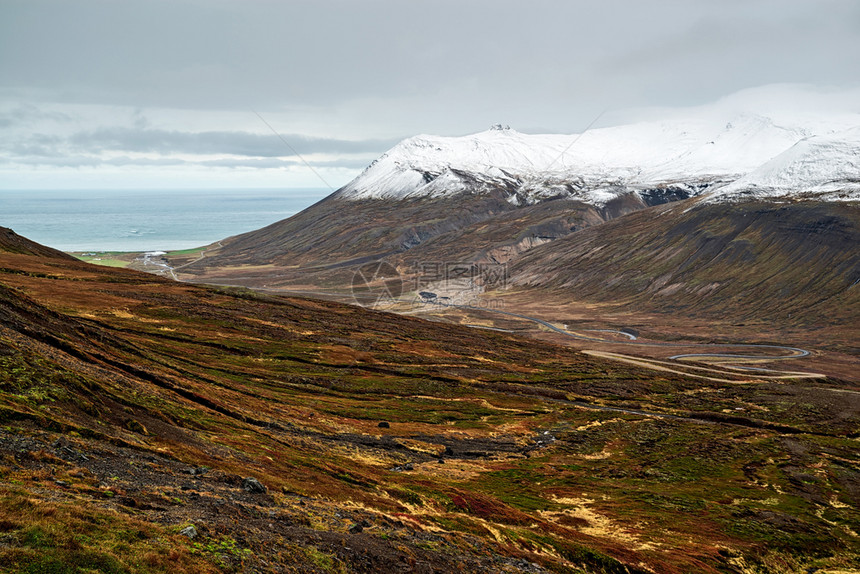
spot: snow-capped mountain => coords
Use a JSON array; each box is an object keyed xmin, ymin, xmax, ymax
[
  {"xmin": 704, "ymin": 128, "xmax": 860, "ymax": 202},
  {"xmin": 179, "ymin": 91, "xmax": 859, "ymax": 301},
  {"xmin": 334, "ymin": 113, "xmax": 858, "ymax": 205}
]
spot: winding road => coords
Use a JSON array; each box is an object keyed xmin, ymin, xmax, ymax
[
  {"xmin": 432, "ymin": 301, "xmax": 823, "ymax": 380},
  {"xmin": 147, "ymin": 262, "xmax": 823, "ymax": 380}
]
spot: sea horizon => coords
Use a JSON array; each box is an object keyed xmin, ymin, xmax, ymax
[{"xmin": 0, "ymin": 188, "xmax": 331, "ymax": 253}]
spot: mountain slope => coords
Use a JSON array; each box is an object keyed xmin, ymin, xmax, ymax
[
  {"xmin": 179, "ymin": 112, "xmax": 856, "ymax": 287},
  {"xmin": 1, "ymin": 226, "xmax": 77, "ymax": 259},
  {"xmin": 505, "ymin": 199, "xmax": 860, "ymax": 337},
  {"xmin": 501, "ymin": 127, "xmax": 860, "ymax": 332},
  {"xmin": 2, "ymin": 232, "xmax": 860, "ymax": 572},
  {"xmin": 180, "ymin": 191, "xmax": 669, "ymax": 290}
]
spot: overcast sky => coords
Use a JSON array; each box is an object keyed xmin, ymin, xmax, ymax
[{"xmin": 1, "ymin": 0, "xmax": 858, "ymax": 190}]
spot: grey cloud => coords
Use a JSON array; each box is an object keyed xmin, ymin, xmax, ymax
[
  {"xmin": 103, "ymin": 157, "xmax": 187, "ymax": 168},
  {"xmin": 5, "ymin": 0, "xmax": 857, "ymax": 117},
  {"xmin": 65, "ymin": 128, "xmax": 397, "ymax": 158},
  {"xmin": 8, "ymin": 134, "xmax": 63, "ymax": 157},
  {"xmin": 199, "ymin": 157, "xmax": 373, "ymax": 170},
  {"xmin": 0, "ymin": 150, "xmax": 373, "ymax": 171},
  {"xmin": 599, "ymin": 0, "xmax": 860, "ymax": 104},
  {"xmin": 0, "ymin": 155, "xmax": 185, "ymax": 168},
  {"xmin": 2, "ymin": 126, "xmax": 395, "ymax": 167},
  {"xmin": 0, "ymin": 103, "xmax": 74, "ymax": 128}
]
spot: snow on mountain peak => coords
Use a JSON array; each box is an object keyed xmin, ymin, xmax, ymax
[
  {"xmin": 704, "ymin": 128, "xmax": 860, "ymax": 203},
  {"xmin": 335, "ymin": 111, "xmax": 859, "ymax": 205}
]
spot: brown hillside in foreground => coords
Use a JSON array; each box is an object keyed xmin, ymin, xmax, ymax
[{"xmin": 0, "ymin": 237, "xmax": 858, "ymax": 572}]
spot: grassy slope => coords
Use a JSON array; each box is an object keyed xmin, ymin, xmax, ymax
[
  {"xmin": 180, "ymin": 194, "xmax": 518, "ymax": 272},
  {"xmin": 508, "ymin": 200, "xmax": 860, "ymax": 339},
  {"xmin": 72, "ymin": 254, "xmax": 136, "ymax": 268},
  {"xmin": 0, "ymin": 233, "xmax": 858, "ymax": 572},
  {"xmin": 174, "ymin": 193, "xmax": 650, "ymax": 290}
]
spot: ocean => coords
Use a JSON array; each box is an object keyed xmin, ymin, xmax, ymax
[{"xmin": 0, "ymin": 188, "xmax": 330, "ymax": 252}]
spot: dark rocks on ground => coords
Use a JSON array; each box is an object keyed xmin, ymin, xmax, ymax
[
  {"xmin": 349, "ymin": 519, "xmax": 371, "ymax": 534},
  {"xmin": 243, "ymin": 477, "xmax": 267, "ymax": 494},
  {"xmin": 378, "ymin": 421, "xmax": 390, "ymax": 428},
  {"xmin": 511, "ymin": 558, "xmax": 547, "ymax": 573}
]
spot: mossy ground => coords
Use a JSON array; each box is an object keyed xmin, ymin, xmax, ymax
[{"xmin": 0, "ymin": 246, "xmax": 858, "ymax": 572}]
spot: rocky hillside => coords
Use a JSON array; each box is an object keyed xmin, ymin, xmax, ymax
[
  {"xmin": 2, "ymin": 234, "xmax": 859, "ymax": 572},
  {"xmin": 506, "ymin": 199, "xmax": 860, "ymax": 336}
]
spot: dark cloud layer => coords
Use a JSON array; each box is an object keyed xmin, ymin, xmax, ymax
[
  {"xmin": 1, "ymin": 126, "xmax": 391, "ymax": 170},
  {"xmin": 0, "ymin": 153, "xmax": 372, "ymax": 170},
  {"xmin": 66, "ymin": 128, "xmax": 397, "ymax": 158},
  {"xmin": 2, "ymin": 0, "xmax": 858, "ymax": 120},
  {"xmin": 0, "ymin": 104, "xmax": 73, "ymax": 128}
]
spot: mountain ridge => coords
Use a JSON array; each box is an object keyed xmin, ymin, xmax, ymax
[
  {"xmin": 178, "ymin": 110, "xmax": 859, "ymax": 295},
  {"xmin": 334, "ymin": 112, "xmax": 857, "ymax": 205}
]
